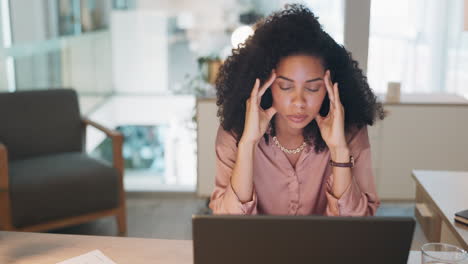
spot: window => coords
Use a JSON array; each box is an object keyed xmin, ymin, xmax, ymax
[{"xmin": 368, "ymin": 0, "xmax": 468, "ymax": 97}]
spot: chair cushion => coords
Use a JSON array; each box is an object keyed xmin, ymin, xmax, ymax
[
  {"xmin": 9, "ymin": 152, "xmax": 120, "ymax": 228},
  {"xmin": 0, "ymin": 89, "xmax": 82, "ymax": 161}
]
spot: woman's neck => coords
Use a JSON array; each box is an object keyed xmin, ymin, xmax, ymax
[{"xmin": 274, "ymin": 116, "xmax": 304, "ymax": 148}]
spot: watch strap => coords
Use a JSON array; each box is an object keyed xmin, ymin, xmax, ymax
[{"xmin": 329, "ymin": 155, "xmax": 354, "ymax": 168}]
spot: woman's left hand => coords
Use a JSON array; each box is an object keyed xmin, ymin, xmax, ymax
[{"xmin": 315, "ymin": 70, "xmax": 348, "ymax": 151}]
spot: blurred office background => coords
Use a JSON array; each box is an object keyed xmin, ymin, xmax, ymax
[
  {"xmin": 1, "ymin": 0, "xmax": 468, "ymax": 249},
  {"xmin": 0, "ymin": 0, "xmax": 344, "ymax": 192}
]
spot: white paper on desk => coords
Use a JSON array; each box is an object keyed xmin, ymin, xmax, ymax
[{"xmin": 56, "ymin": 249, "xmax": 117, "ymax": 264}]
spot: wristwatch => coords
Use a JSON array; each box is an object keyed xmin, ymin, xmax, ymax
[{"xmin": 329, "ymin": 155, "xmax": 354, "ymax": 168}]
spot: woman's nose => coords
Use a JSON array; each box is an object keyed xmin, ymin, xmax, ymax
[{"xmin": 292, "ymin": 91, "xmax": 306, "ymax": 108}]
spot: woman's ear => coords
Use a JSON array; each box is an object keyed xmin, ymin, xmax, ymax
[{"xmin": 319, "ymin": 93, "xmax": 330, "ymax": 117}]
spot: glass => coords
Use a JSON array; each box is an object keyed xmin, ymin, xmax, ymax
[
  {"xmin": 14, "ymin": 50, "xmax": 62, "ymax": 90},
  {"xmin": 421, "ymin": 243, "xmax": 467, "ymax": 264},
  {"xmin": 0, "ymin": 0, "xmax": 112, "ymax": 94}
]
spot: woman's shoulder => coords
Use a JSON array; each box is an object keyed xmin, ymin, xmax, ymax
[
  {"xmin": 345, "ymin": 125, "xmax": 370, "ymax": 153},
  {"xmin": 216, "ymin": 125, "xmax": 239, "ymax": 150}
]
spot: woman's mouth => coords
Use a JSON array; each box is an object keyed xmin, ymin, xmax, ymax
[{"xmin": 287, "ymin": 114, "xmax": 308, "ymax": 123}]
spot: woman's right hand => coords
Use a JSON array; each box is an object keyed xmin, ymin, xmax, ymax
[{"xmin": 241, "ymin": 71, "xmax": 277, "ymax": 145}]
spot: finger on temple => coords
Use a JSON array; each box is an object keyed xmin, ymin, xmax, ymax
[
  {"xmin": 334, "ymin": 83, "xmax": 341, "ymax": 104},
  {"xmin": 325, "ymin": 70, "xmax": 335, "ymax": 103},
  {"xmin": 258, "ymin": 72, "xmax": 276, "ymax": 97},
  {"xmin": 250, "ymin": 78, "xmax": 260, "ymax": 98}
]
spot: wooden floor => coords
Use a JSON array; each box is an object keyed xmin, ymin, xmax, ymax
[{"xmin": 49, "ymin": 193, "xmax": 428, "ymax": 250}]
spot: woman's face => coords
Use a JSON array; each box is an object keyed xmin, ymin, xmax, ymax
[{"xmin": 271, "ymin": 55, "xmax": 327, "ymax": 130}]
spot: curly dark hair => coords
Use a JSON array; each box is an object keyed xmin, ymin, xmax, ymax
[{"xmin": 216, "ymin": 4, "xmax": 385, "ymax": 153}]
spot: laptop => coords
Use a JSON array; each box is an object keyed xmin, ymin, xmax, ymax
[{"xmin": 192, "ymin": 215, "xmax": 415, "ymax": 264}]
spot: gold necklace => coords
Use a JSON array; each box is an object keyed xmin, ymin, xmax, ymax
[{"xmin": 272, "ymin": 136, "xmax": 307, "ymax": 154}]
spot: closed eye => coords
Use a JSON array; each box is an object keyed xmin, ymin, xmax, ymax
[
  {"xmin": 306, "ymin": 88, "xmax": 320, "ymax": 92},
  {"xmin": 279, "ymin": 86, "xmax": 292, "ymax": 90}
]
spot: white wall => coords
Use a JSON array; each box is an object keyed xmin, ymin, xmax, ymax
[
  {"xmin": 136, "ymin": 0, "xmax": 235, "ymax": 18},
  {"xmin": 371, "ymin": 103, "xmax": 468, "ymax": 199},
  {"xmin": 344, "ymin": 0, "xmax": 370, "ymax": 74},
  {"xmin": 135, "ymin": 0, "xmax": 237, "ymax": 57},
  {"xmin": 0, "ymin": 62, "xmax": 7, "ymax": 91},
  {"xmin": 0, "ymin": 0, "xmax": 6, "ymax": 91},
  {"xmin": 9, "ymin": 0, "xmax": 50, "ymax": 43},
  {"xmin": 0, "ymin": 1, "xmax": 4, "ymax": 47},
  {"xmin": 196, "ymin": 100, "xmax": 219, "ymax": 197},
  {"xmin": 61, "ymin": 31, "xmax": 113, "ymax": 94},
  {"xmin": 111, "ymin": 10, "xmax": 168, "ymax": 94},
  {"xmin": 9, "ymin": 0, "xmax": 52, "ymax": 90}
]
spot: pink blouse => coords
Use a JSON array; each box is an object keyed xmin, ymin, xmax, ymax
[{"xmin": 209, "ymin": 125, "xmax": 380, "ymax": 216}]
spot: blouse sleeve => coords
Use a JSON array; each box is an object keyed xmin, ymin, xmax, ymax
[
  {"xmin": 208, "ymin": 126, "xmax": 258, "ymax": 215},
  {"xmin": 324, "ymin": 126, "xmax": 380, "ymax": 216}
]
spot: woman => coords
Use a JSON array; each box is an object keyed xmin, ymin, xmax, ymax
[{"xmin": 210, "ymin": 4, "xmax": 385, "ymax": 216}]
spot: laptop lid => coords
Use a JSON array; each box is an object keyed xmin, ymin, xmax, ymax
[{"xmin": 193, "ymin": 215, "xmax": 415, "ymax": 264}]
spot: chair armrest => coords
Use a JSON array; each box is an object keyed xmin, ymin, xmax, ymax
[
  {"xmin": 0, "ymin": 142, "xmax": 13, "ymax": 229},
  {"xmin": 82, "ymin": 118, "xmax": 121, "ymax": 138},
  {"xmin": 0, "ymin": 143, "xmax": 8, "ymax": 192},
  {"xmin": 81, "ymin": 118, "xmax": 126, "ymax": 213},
  {"xmin": 81, "ymin": 118, "xmax": 124, "ymax": 176}
]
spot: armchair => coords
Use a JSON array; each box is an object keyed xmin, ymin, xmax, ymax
[{"xmin": 0, "ymin": 89, "xmax": 126, "ymax": 235}]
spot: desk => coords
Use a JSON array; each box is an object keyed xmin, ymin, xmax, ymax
[
  {"xmin": 413, "ymin": 170, "xmax": 468, "ymax": 249},
  {"xmin": 0, "ymin": 231, "xmax": 420, "ymax": 264}
]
